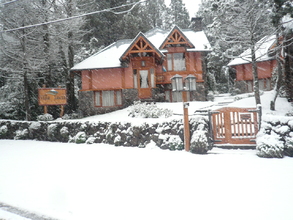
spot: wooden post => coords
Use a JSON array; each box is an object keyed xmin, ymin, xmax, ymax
[
  {"xmin": 182, "ymin": 91, "xmax": 190, "ymax": 151},
  {"xmin": 44, "ymin": 106, "xmax": 48, "ymax": 114},
  {"xmin": 60, "ymin": 105, "xmax": 64, "ymax": 117}
]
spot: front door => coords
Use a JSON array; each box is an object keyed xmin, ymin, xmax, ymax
[{"xmin": 138, "ymin": 70, "xmax": 152, "ymax": 99}]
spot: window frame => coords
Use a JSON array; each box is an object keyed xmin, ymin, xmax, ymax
[
  {"xmin": 94, "ymin": 90, "xmax": 123, "ymax": 107},
  {"xmin": 166, "ymin": 52, "xmax": 186, "ymax": 72}
]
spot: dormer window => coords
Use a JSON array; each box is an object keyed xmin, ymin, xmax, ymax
[{"xmin": 167, "ymin": 53, "xmax": 186, "ymax": 71}]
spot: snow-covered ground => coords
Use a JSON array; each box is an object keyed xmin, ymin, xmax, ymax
[
  {"xmin": 78, "ymin": 90, "xmax": 292, "ymax": 125},
  {"xmin": 1, "ymin": 141, "xmax": 293, "ymax": 220},
  {"xmin": 0, "ymin": 91, "xmax": 293, "ymax": 220}
]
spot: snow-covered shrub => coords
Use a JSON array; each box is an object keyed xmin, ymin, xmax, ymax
[
  {"xmin": 62, "ymin": 113, "xmax": 79, "ymax": 120},
  {"xmin": 159, "ymin": 134, "xmax": 184, "ymax": 151},
  {"xmin": 128, "ymin": 101, "xmax": 173, "ymax": 118},
  {"xmin": 60, "ymin": 126, "xmax": 69, "ymax": 139},
  {"xmin": 207, "ymin": 91, "xmax": 214, "ymax": 101},
  {"xmin": 86, "ymin": 136, "xmax": 96, "ymax": 144},
  {"xmin": 190, "ymin": 124, "xmax": 211, "ymax": 154},
  {"xmin": 29, "ymin": 122, "xmax": 41, "ymax": 131},
  {"xmin": 256, "ymin": 134, "xmax": 284, "ymax": 158},
  {"xmin": 47, "ymin": 124, "xmax": 59, "ymax": 141},
  {"xmin": 37, "ymin": 113, "xmax": 53, "ymax": 121},
  {"xmin": 70, "ymin": 132, "xmax": 87, "ymax": 144},
  {"xmin": 14, "ymin": 129, "xmax": 29, "ymax": 140},
  {"xmin": 284, "ymin": 137, "xmax": 293, "ymax": 157},
  {"xmin": 0, "ymin": 125, "xmax": 8, "ymax": 137},
  {"xmin": 114, "ymin": 135, "xmax": 122, "ymax": 146}
]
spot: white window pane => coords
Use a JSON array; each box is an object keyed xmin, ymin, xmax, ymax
[
  {"xmin": 102, "ymin": 90, "xmax": 114, "ymax": 106},
  {"xmin": 173, "ymin": 53, "xmax": 185, "ymax": 71},
  {"xmin": 133, "ymin": 70, "xmax": 138, "ymax": 88},
  {"xmin": 140, "ymin": 70, "xmax": 149, "ymax": 88},
  {"xmin": 167, "ymin": 54, "xmax": 172, "ymax": 71},
  {"xmin": 95, "ymin": 91, "xmax": 101, "ymax": 106},
  {"xmin": 150, "ymin": 68, "xmax": 155, "ymax": 87},
  {"xmin": 116, "ymin": 90, "xmax": 122, "ymax": 105}
]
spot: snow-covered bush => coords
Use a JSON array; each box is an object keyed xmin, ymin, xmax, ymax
[
  {"xmin": 62, "ymin": 113, "xmax": 79, "ymax": 120},
  {"xmin": 37, "ymin": 113, "xmax": 53, "ymax": 121},
  {"xmin": 159, "ymin": 134, "xmax": 184, "ymax": 151},
  {"xmin": 0, "ymin": 125, "xmax": 8, "ymax": 137},
  {"xmin": 86, "ymin": 136, "xmax": 96, "ymax": 144},
  {"xmin": 128, "ymin": 101, "xmax": 173, "ymax": 118},
  {"xmin": 256, "ymin": 133, "xmax": 284, "ymax": 158},
  {"xmin": 190, "ymin": 123, "xmax": 211, "ymax": 154},
  {"xmin": 70, "ymin": 132, "xmax": 87, "ymax": 144},
  {"xmin": 47, "ymin": 124, "xmax": 59, "ymax": 141},
  {"xmin": 14, "ymin": 129, "xmax": 29, "ymax": 140},
  {"xmin": 29, "ymin": 122, "xmax": 41, "ymax": 131},
  {"xmin": 60, "ymin": 126, "xmax": 69, "ymax": 139},
  {"xmin": 284, "ymin": 137, "xmax": 293, "ymax": 157}
]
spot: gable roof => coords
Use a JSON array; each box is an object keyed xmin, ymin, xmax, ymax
[
  {"xmin": 228, "ymin": 35, "xmax": 277, "ymax": 66},
  {"xmin": 71, "ymin": 27, "xmax": 211, "ymax": 71},
  {"xmin": 159, "ymin": 26, "xmax": 195, "ymax": 49},
  {"xmin": 120, "ymin": 32, "xmax": 164, "ymax": 61}
]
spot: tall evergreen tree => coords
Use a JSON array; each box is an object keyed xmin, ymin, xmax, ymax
[{"xmin": 166, "ymin": 0, "xmax": 190, "ymax": 29}]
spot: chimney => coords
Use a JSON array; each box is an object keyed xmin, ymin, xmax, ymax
[{"xmin": 190, "ymin": 17, "xmax": 203, "ymax": 32}]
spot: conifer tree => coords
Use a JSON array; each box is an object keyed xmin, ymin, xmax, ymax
[{"xmin": 166, "ymin": 0, "xmax": 190, "ymax": 29}]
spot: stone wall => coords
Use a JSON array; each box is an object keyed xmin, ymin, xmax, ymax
[{"xmin": 0, "ymin": 117, "xmax": 210, "ymax": 151}]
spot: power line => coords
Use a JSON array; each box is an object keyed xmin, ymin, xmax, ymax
[
  {"xmin": 0, "ymin": 0, "xmax": 20, "ymax": 5},
  {"xmin": 1, "ymin": 0, "xmax": 147, "ymax": 33}
]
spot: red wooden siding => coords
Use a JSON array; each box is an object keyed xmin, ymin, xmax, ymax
[{"xmin": 235, "ymin": 60, "xmax": 277, "ymax": 81}]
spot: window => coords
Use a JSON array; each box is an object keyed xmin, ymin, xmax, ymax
[
  {"xmin": 95, "ymin": 90, "xmax": 122, "ymax": 107},
  {"xmin": 167, "ymin": 53, "xmax": 186, "ymax": 71},
  {"xmin": 133, "ymin": 69, "xmax": 138, "ymax": 88},
  {"xmin": 150, "ymin": 68, "xmax": 155, "ymax": 87}
]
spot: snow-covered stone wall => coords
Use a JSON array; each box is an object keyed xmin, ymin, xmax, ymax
[{"xmin": 0, "ymin": 117, "xmax": 210, "ymax": 151}]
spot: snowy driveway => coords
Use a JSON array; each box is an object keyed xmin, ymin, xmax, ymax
[{"xmin": 0, "ymin": 140, "xmax": 293, "ymax": 220}]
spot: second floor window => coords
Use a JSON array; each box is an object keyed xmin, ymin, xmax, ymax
[{"xmin": 167, "ymin": 53, "xmax": 186, "ymax": 71}]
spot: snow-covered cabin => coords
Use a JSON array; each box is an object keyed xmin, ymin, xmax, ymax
[
  {"xmin": 71, "ymin": 26, "xmax": 211, "ymax": 116},
  {"xmin": 228, "ymin": 35, "xmax": 278, "ymax": 93}
]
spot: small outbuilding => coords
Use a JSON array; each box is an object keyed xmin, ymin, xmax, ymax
[
  {"xmin": 228, "ymin": 35, "xmax": 278, "ymax": 93},
  {"xmin": 71, "ymin": 25, "xmax": 211, "ymax": 117}
]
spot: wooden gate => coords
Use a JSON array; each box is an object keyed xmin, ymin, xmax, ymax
[{"xmin": 211, "ymin": 107, "xmax": 259, "ymax": 146}]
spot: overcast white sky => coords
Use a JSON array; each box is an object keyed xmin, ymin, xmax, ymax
[{"xmin": 164, "ymin": 0, "xmax": 202, "ymax": 18}]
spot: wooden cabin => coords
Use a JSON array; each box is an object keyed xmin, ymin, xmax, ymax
[
  {"xmin": 71, "ymin": 26, "xmax": 211, "ymax": 117},
  {"xmin": 228, "ymin": 35, "xmax": 278, "ymax": 93}
]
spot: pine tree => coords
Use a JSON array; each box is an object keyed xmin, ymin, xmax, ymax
[{"xmin": 166, "ymin": 0, "xmax": 190, "ymax": 29}]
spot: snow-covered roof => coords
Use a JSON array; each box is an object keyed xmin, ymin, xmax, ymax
[
  {"xmin": 228, "ymin": 35, "xmax": 277, "ymax": 66},
  {"xmin": 71, "ymin": 27, "xmax": 212, "ymax": 71}
]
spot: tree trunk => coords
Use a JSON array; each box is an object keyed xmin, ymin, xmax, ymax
[
  {"xmin": 270, "ymin": 32, "xmax": 283, "ymax": 110},
  {"xmin": 66, "ymin": 0, "xmax": 77, "ymax": 113},
  {"xmin": 24, "ymin": 70, "xmax": 31, "ymax": 121},
  {"xmin": 251, "ymin": 43, "xmax": 261, "ymax": 106}
]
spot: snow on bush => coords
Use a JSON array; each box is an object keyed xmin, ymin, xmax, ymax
[
  {"xmin": 86, "ymin": 136, "xmax": 96, "ymax": 144},
  {"xmin": 256, "ymin": 133, "xmax": 284, "ymax": 158},
  {"xmin": 128, "ymin": 101, "xmax": 173, "ymax": 118},
  {"xmin": 29, "ymin": 122, "xmax": 41, "ymax": 131},
  {"xmin": 70, "ymin": 131, "xmax": 87, "ymax": 144},
  {"xmin": 190, "ymin": 123, "xmax": 211, "ymax": 154},
  {"xmin": 159, "ymin": 134, "xmax": 184, "ymax": 151},
  {"xmin": 0, "ymin": 125, "xmax": 8, "ymax": 137},
  {"xmin": 14, "ymin": 129, "xmax": 29, "ymax": 140},
  {"xmin": 37, "ymin": 113, "xmax": 53, "ymax": 121},
  {"xmin": 284, "ymin": 137, "xmax": 293, "ymax": 157},
  {"xmin": 60, "ymin": 126, "xmax": 69, "ymax": 139}
]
